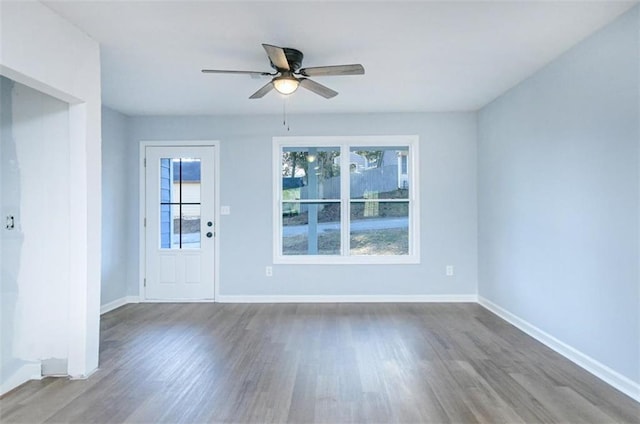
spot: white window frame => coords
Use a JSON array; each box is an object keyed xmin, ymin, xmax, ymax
[{"xmin": 273, "ymin": 135, "xmax": 420, "ymax": 265}]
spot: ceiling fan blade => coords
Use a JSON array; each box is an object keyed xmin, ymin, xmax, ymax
[
  {"xmin": 298, "ymin": 64, "xmax": 364, "ymax": 77},
  {"xmin": 249, "ymin": 81, "xmax": 274, "ymax": 99},
  {"xmin": 299, "ymin": 78, "xmax": 338, "ymax": 99},
  {"xmin": 262, "ymin": 44, "xmax": 290, "ymax": 71},
  {"xmin": 202, "ymin": 69, "xmax": 271, "ymax": 76}
]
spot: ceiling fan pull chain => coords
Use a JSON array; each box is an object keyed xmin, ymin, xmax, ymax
[{"xmin": 283, "ymin": 97, "xmax": 290, "ymax": 131}]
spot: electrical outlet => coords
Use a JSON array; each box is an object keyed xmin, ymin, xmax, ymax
[
  {"xmin": 265, "ymin": 266, "xmax": 273, "ymax": 277},
  {"xmin": 446, "ymin": 265, "xmax": 454, "ymax": 276}
]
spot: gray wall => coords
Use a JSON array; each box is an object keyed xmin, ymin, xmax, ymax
[
  {"xmin": 478, "ymin": 6, "xmax": 639, "ymax": 384},
  {"xmin": 128, "ymin": 112, "xmax": 478, "ymax": 297},
  {"xmin": 101, "ymin": 106, "xmax": 131, "ymax": 305}
]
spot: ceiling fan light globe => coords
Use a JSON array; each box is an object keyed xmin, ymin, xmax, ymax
[{"xmin": 273, "ymin": 77, "xmax": 299, "ymax": 95}]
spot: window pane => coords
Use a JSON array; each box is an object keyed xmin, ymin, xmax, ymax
[
  {"xmin": 167, "ymin": 158, "xmax": 202, "ymax": 203},
  {"xmin": 175, "ymin": 158, "xmax": 201, "ymax": 203},
  {"xmin": 171, "ymin": 204, "xmax": 181, "ymax": 248},
  {"xmin": 282, "ymin": 147, "xmax": 340, "ymax": 200},
  {"xmin": 182, "ymin": 205, "xmax": 201, "ymax": 249},
  {"xmin": 160, "ymin": 159, "xmax": 172, "ymax": 203},
  {"xmin": 160, "ymin": 203, "xmax": 172, "ymax": 248},
  {"xmin": 170, "ymin": 158, "xmax": 180, "ymax": 202},
  {"xmin": 350, "ymin": 201, "xmax": 409, "ymax": 255},
  {"xmin": 163, "ymin": 204, "xmax": 201, "ymax": 249},
  {"xmin": 349, "ymin": 147, "xmax": 409, "ymax": 199},
  {"xmin": 282, "ymin": 202, "xmax": 340, "ymax": 255}
]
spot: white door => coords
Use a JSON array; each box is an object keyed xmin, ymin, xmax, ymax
[{"xmin": 144, "ymin": 146, "xmax": 215, "ymax": 300}]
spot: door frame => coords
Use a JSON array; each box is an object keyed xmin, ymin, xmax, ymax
[{"xmin": 139, "ymin": 140, "xmax": 221, "ymax": 302}]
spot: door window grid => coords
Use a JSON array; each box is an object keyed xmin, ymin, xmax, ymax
[{"xmin": 160, "ymin": 158, "xmax": 201, "ymax": 249}]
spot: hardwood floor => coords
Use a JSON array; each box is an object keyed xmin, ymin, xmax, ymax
[{"xmin": 1, "ymin": 303, "xmax": 638, "ymax": 423}]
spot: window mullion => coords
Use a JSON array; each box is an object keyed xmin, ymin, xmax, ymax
[
  {"xmin": 349, "ymin": 199, "xmax": 409, "ymax": 203},
  {"xmin": 179, "ymin": 159, "xmax": 183, "ymax": 249},
  {"xmin": 408, "ymin": 141, "xmax": 418, "ymax": 257},
  {"xmin": 276, "ymin": 144, "xmax": 283, "ymax": 259},
  {"xmin": 341, "ymin": 143, "xmax": 350, "ymax": 257}
]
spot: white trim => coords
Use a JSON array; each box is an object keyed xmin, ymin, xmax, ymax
[
  {"xmin": 97, "ymin": 294, "xmax": 478, "ymax": 304},
  {"xmin": 69, "ymin": 367, "xmax": 98, "ymax": 381},
  {"xmin": 273, "ymin": 135, "xmax": 419, "ymax": 147},
  {"xmin": 274, "ymin": 255, "xmax": 421, "ymax": 265},
  {"xmin": 138, "ymin": 143, "xmax": 146, "ymax": 301},
  {"xmin": 213, "ymin": 144, "xmax": 221, "ymax": 301},
  {"xmin": 340, "ymin": 144, "xmax": 349, "ymax": 255},
  {"xmin": 138, "ymin": 140, "xmax": 220, "ymax": 302},
  {"xmin": 272, "ymin": 135, "xmax": 420, "ymax": 265},
  {"xmin": 140, "ymin": 299, "xmax": 215, "ymax": 303},
  {"xmin": 0, "ymin": 362, "xmax": 42, "ymax": 396},
  {"xmin": 478, "ymin": 297, "xmax": 640, "ymax": 403},
  {"xmin": 216, "ymin": 294, "xmax": 478, "ymax": 303},
  {"xmin": 100, "ymin": 296, "xmax": 140, "ymax": 315}
]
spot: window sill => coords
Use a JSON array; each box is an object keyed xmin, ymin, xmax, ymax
[{"xmin": 273, "ymin": 255, "xmax": 421, "ymax": 265}]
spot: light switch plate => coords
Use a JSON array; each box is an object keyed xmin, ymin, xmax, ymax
[{"xmin": 220, "ymin": 206, "xmax": 231, "ymax": 215}]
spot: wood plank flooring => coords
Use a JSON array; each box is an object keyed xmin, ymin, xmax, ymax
[{"xmin": 1, "ymin": 303, "xmax": 638, "ymax": 423}]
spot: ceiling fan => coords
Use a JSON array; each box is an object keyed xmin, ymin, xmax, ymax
[{"xmin": 202, "ymin": 44, "xmax": 364, "ymax": 99}]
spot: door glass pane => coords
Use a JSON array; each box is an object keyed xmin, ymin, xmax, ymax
[
  {"xmin": 349, "ymin": 147, "xmax": 409, "ymax": 199},
  {"xmin": 160, "ymin": 159, "xmax": 172, "ymax": 202},
  {"xmin": 282, "ymin": 202, "xmax": 340, "ymax": 255},
  {"xmin": 160, "ymin": 204, "xmax": 172, "ymax": 248},
  {"xmin": 175, "ymin": 158, "xmax": 201, "ymax": 203},
  {"xmin": 171, "ymin": 204, "xmax": 181, "ymax": 248},
  {"xmin": 170, "ymin": 158, "xmax": 180, "ymax": 203},
  {"xmin": 182, "ymin": 205, "xmax": 201, "ymax": 249},
  {"xmin": 281, "ymin": 147, "xmax": 340, "ymax": 200},
  {"xmin": 350, "ymin": 201, "xmax": 409, "ymax": 255}
]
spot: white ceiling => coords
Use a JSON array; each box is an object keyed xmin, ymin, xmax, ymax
[{"xmin": 43, "ymin": 1, "xmax": 636, "ymax": 116}]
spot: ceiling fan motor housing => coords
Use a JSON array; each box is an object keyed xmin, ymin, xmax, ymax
[{"xmin": 269, "ymin": 47, "xmax": 304, "ymax": 71}]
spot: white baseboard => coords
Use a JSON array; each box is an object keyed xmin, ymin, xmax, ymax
[
  {"xmin": 216, "ymin": 294, "xmax": 478, "ymax": 303},
  {"xmin": 103, "ymin": 294, "xmax": 477, "ymax": 309},
  {"xmin": 478, "ymin": 296, "xmax": 640, "ymax": 403},
  {"xmin": 100, "ymin": 296, "xmax": 139, "ymax": 315},
  {"xmin": 141, "ymin": 299, "xmax": 214, "ymax": 303},
  {"xmin": 69, "ymin": 366, "xmax": 99, "ymax": 381},
  {"xmin": 1, "ymin": 362, "xmax": 41, "ymax": 396}
]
